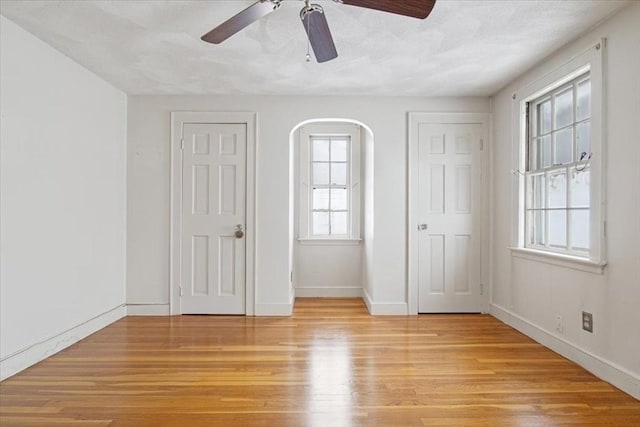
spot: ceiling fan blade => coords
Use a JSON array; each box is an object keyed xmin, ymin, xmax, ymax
[
  {"xmin": 301, "ymin": 6, "xmax": 338, "ymax": 63},
  {"xmin": 340, "ymin": 0, "xmax": 436, "ymax": 19},
  {"xmin": 201, "ymin": 0, "xmax": 276, "ymax": 44}
]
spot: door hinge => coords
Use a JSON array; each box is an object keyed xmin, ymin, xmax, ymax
[
  {"xmin": 603, "ymin": 220, "xmax": 607, "ymax": 237},
  {"xmin": 480, "ymin": 283, "xmax": 484, "ymax": 295},
  {"xmin": 179, "ymin": 285, "xmax": 184, "ymax": 297},
  {"xmin": 480, "ymin": 138, "xmax": 484, "ymax": 151},
  {"xmin": 180, "ymin": 139, "xmax": 184, "ymax": 150}
]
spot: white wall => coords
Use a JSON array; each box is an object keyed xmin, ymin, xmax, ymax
[
  {"xmin": 295, "ymin": 244, "xmax": 363, "ymax": 297},
  {"xmin": 363, "ymin": 130, "xmax": 375, "ymax": 300},
  {"xmin": 490, "ymin": 3, "xmax": 640, "ymax": 398},
  {"xmin": 127, "ymin": 96, "xmax": 490, "ymax": 314},
  {"xmin": 0, "ymin": 16, "xmax": 127, "ymax": 378}
]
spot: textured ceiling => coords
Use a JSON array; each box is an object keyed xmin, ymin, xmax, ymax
[{"xmin": 0, "ymin": 0, "xmax": 629, "ymax": 96}]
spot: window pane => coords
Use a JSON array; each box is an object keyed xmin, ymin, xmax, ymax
[
  {"xmin": 576, "ymin": 122, "xmax": 591, "ymax": 158},
  {"xmin": 537, "ymin": 100, "xmax": 551, "ymax": 135},
  {"xmin": 313, "ymin": 139, "xmax": 330, "ymax": 161},
  {"xmin": 527, "ymin": 210, "xmax": 534, "ymax": 246},
  {"xmin": 548, "ymin": 170, "xmax": 567, "ymax": 208},
  {"xmin": 549, "ymin": 210, "xmax": 567, "ymax": 248},
  {"xmin": 312, "ymin": 188, "xmax": 330, "ymax": 210},
  {"xmin": 535, "ymin": 136, "xmax": 552, "ymax": 169},
  {"xmin": 331, "ymin": 163, "xmax": 347, "ymax": 185},
  {"xmin": 533, "ymin": 211, "xmax": 547, "ymax": 245},
  {"xmin": 331, "ymin": 139, "xmax": 348, "ymax": 162},
  {"xmin": 312, "ymin": 163, "xmax": 330, "ymax": 185},
  {"xmin": 331, "ymin": 188, "xmax": 348, "ymax": 210},
  {"xmin": 532, "ymin": 175, "xmax": 545, "ymax": 208},
  {"xmin": 570, "ymin": 169, "xmax": 590, "ymax": 208},
  {"xmin": 570, "ymin": 210, "xmax": 590, "ymax": 251},
  {"xmin": 527, "ymin": 210, "xmax": 546, "ymax": 246},
  {"xmin": 555, "ymin": 88, "xmax": 573, "ymax": 129},
  {"xmin": 577, "ymin": 79, "xmax": 591, "ymax": 121},
  {"xmin": 312, "ymin": 212, "xmax": 330, "ymax": 235},
  {"xmin": 331, "ymin": 211, "xmax": 348, "ymax": 235},
  {"xmin": 554, "ymin": 128, "xmax": 573, "ymax": 165}
]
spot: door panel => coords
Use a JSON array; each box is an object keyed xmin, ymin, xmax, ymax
[
  {"xmin": 418, "ymin": 123, "xmax": 482, "ymax": 313},
  {"xmin": 181, "ymin": 123, "xmax": 246, "ymax": 314}
]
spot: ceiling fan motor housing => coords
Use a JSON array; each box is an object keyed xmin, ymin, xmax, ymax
[{"xmin": 300, "ymin": 3, "xmax": 325, "ymax": 20}]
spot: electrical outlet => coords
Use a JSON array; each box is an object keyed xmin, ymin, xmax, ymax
[
  {"xmin": 582, "ymin": 311, "xmax": 593, "ymax": 333},
  {"xmin": 555, "ymin": 315, "xmax": 563, "ymax": 333}
]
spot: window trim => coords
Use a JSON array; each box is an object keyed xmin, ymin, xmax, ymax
[
  {"xmin": 510, "ymin": 247, "xmax": 606, "ymax": 274},
  {"xmin": 510, "ymin": 38, "xmax": 606, "ymax": 272},
  {"xmin": 299, "ymin": 123, "xmax": 361, "ymax": 241}
]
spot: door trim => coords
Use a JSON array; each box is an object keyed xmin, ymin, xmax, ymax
[
  {"xmin": 170, "ymin": 112, "xmax": 257, "ymax": 315},
  {"xmin": 407, "ymin": 112, "xmax": 490, "ymax": 315}
]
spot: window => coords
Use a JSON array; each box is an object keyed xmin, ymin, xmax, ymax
[
  {"xmin": 525, "ymin": 73, "xmax": 592, "ymax": 256},
  {"xmin": 299, "ymin": 124, "xmax": 361, "ymax": 241},
  {"xmin": 512, "ymin": 39, "xmax": 605, "ymax": 271},
  {"xmin": 310, "ymin": 136, "xmax": 350, "ymax": 235}
]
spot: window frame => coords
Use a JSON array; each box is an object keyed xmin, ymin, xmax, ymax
[
  {"xmin": 309, "ymin": 135, "xmax": 351, "ymax": 236},
  {"xmin": 510, "ymin": 39, "xmax": 606, "ymax": 273},
  {"xmin": 524, "ymin": 72, "xmax": 592, "ymax": 257},
  {"xmin": 299, "ymin": 123, "xmax": 361, "ymax": 242}
]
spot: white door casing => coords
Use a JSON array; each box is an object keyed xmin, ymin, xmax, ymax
[
  {"xmin": 408, "ymin": 113, "xmax": 489, "ymax": 314},
  {"xmin": 170, "ymin": 112, "xmax": 256, "ymax": 315}
]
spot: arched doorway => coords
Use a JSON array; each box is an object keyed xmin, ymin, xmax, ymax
[{"xmin": 288, "ymin": 119, "xmax": 374, "ymax": 306}]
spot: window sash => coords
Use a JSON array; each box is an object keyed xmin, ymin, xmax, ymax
[
  {"xmin": 528, "ymin": 74, "xmax": 591, "ymax": 174},
  {"xmin": 524, "ymin": 161, "xmax": 591, "ymax": 256}
]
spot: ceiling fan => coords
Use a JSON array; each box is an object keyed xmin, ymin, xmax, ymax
[{"xmin": 201, "ymin": 0, "xmax": 437, "ymax": 63}]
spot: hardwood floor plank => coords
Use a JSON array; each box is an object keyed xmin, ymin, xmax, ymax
[{"xmin": 1, "ymin": 298, "xmax": 638, "ymax": 426}]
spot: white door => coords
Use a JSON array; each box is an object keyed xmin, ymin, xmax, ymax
[
  {"xmin": 417, "ymin": 123, "xmax": 482, "ymax": 313},
  {"xmin": 181, "ymin": 123, "xmax": 246, "ymax": 314}
]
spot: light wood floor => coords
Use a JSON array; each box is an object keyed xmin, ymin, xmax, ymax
[{"xmin": 1, "ymin": 298, "xmax": 638, "ymax": 426}]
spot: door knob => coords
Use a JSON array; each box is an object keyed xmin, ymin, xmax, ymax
[
  {"xmin": 234, "ymin": 224, "xmax": 244, "ymax": 239},
  {"xmin": 418, "ymin": 224, "xmax": 428, "ymax": 231}
]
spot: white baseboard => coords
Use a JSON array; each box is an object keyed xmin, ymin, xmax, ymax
[
  {"xmin": 127, "ymin": 304, "xmax": 170, "ymax": 316},
  {"xmin": 0, "ymin": 304, "xmax": 126, "ymax": 381},
  {"xmin": 362, "ymin": 288, "xmax": 408, "ymax": 315},
  {"xmin": 294, "ymin": 286, "xmax": 363, "ymax": 298},
  {"xmin": 363, "ymin": 288, "xmax": 374, "ymax": 313},
  {"xmin": 490, "ymin": 303, "xmax": 640, "ymax": 400}
]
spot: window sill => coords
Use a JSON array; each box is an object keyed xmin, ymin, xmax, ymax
[
  {"xmin": 298, "ymin": 238, "xmax": 362, "ymax": 246},
  {"xmin": 510, "ymin": 247, "xmax": 606, "ymax": 275}
]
